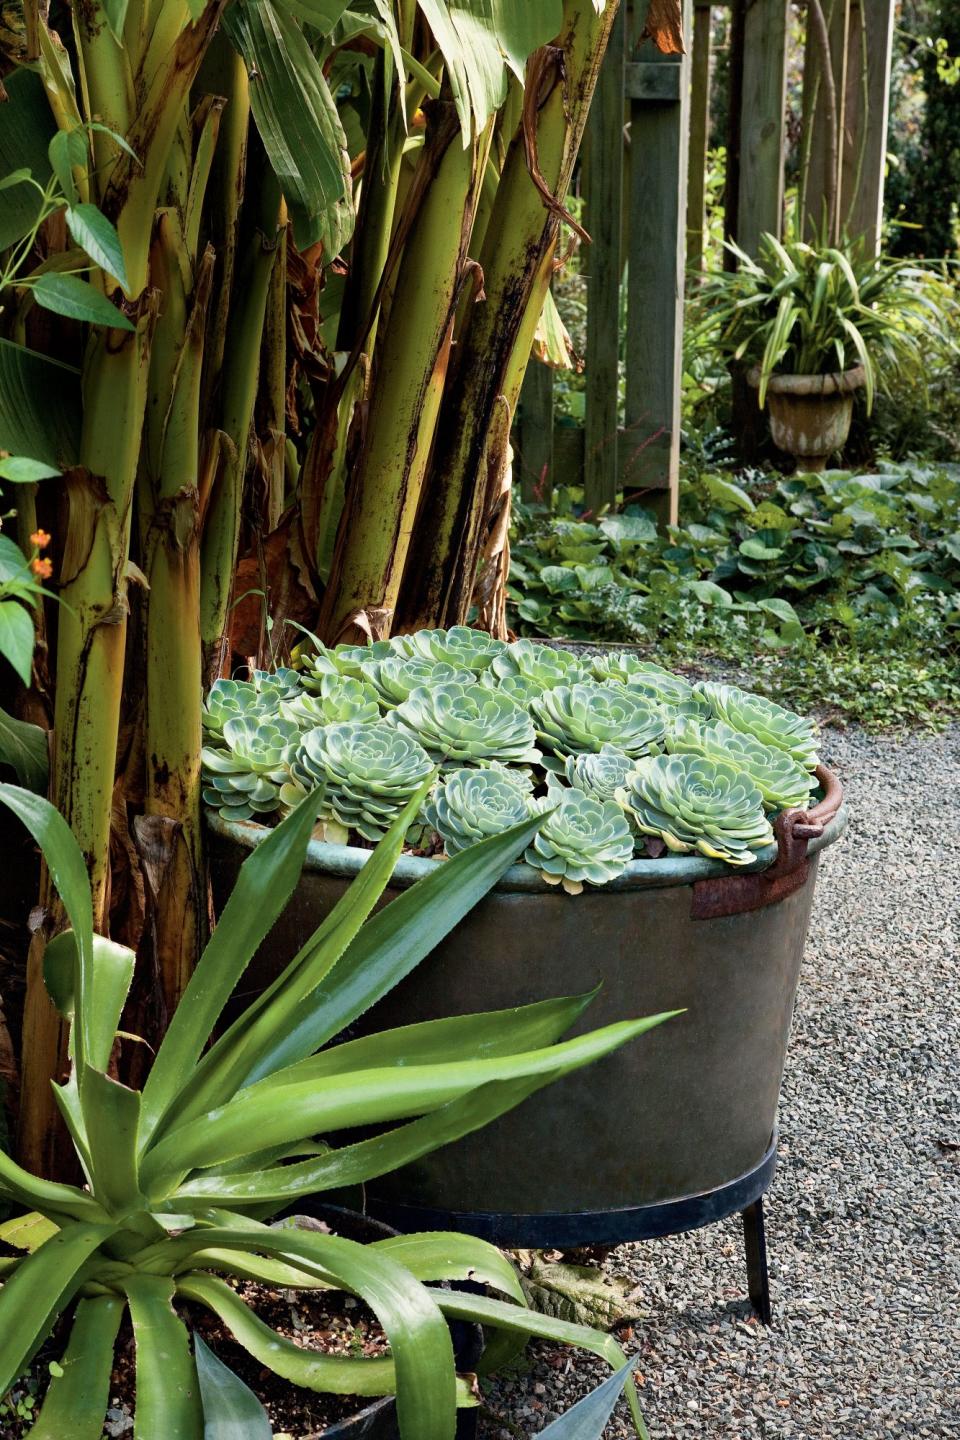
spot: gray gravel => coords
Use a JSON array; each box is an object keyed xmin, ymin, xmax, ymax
[{"xmin": 479, "ymin": 723, "xmax": 960, "ymax": 1438}]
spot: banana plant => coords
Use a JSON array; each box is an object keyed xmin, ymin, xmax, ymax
[
  {"xmin": 0, "ymin": 779, "xmax": 666, "ymax": 1438},
  {"xmin": 0, "ymin": 0, "xmax": 636, "ymax": 1174}
]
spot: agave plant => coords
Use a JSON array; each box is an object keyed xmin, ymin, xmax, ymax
[
  {"xmin": 524, "ymin": 789, "xmax": 635, "ymax": 896},
  {"xmin": 360, "ymin": 655, "xmax": 472, "ymax": 710},
  {"xmin": 618, "ymin": 755, "xmax": 775, "ymax": 867},
  {"xmin": 201, "ymin": 714, "xmax": 301, "ymax": 821},
  {"xmin": 695, "ymin": 683, "xmax": 820, "ymax": 771},
  {"xmin": 530, "ymin": 684, "xmax": 666, "ymax": 762},
  {"xmin": 286, "ymin": 721, "xmax": 435, "ymax": 842},
  {"xmin": 425, "ymin": 769, "xmax": 536, "ymax": 857},
  {"xmin": 492, "ymin": 639, "xmax": 586, "ymax": 688},
  {"xmin": 392, "ymin": 683, "xmax": 542, "ymax": 767},
  {"xmin": 665, "ymin": 716, "xmax": 817, "ymax": 812},
  {"xmin": 0, "ymin": 783, "xmax": 662, "ymax": 1438},
  {"xmin": 405, "ymin": 626, "xmax": 506, "ymax": 673},
  {"xmin": 281, "ymin": 674, "xmax": 382, "ymax": 729},
  {"xmin": 562, "ymin": 746, "xmax": 637, "ymax": 806}
]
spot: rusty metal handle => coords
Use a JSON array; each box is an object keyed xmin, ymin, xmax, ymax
[{"xmin": 691, "ymin": 763, "xmax": 844, "ymax": 921}]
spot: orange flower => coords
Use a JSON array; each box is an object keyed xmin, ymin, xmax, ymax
[
  {"xmin": 30, "ymin": 529, "xmax": 51, "ymax": 549},
  {"xmin": 30, "ymin": 556, "xmax": 53, "ymax": 580}
]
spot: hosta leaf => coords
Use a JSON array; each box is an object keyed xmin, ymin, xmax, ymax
[
  {"xmin": 32, "ymin": 274, "xmax": 135, "ymax": 331},
  {"xmin": 195, "ymin": 1333, "xmax": 272, "ymax": 1439},
  {"xmin": 65, "ymin": 204, "xmax": 129, "ymax": 288},
  {"xmin": 0, "ymin": 599, "xmax": 34, "ymax": 685},
  {"xmin": 224, "ymin": 0, "xmax": 354, "ymax": 254}
]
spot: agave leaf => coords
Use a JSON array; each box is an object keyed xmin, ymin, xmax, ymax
[
  {"xmin": 533, "ymin": 1355, "xmax": 646, "ymax": 1439},
  {"xmin": 125, "ymin": 1274, "xmax": 203, "ymax": 1440},
  {"xmin": 0, "ymin": 1221, "xmax": 119, "ymax": 1395},
  {"xmin": 27, "ymin": 1295, "xmax": 125, "ymax": 1440},
  {"xmin": 194, "ymin": 1333, "xmax": 272, "ymax": 1439}
]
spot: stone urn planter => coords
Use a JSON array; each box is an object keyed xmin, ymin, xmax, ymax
[
  {"xmin": 748, "ymin": 364, "xmax": 865, "ymax": 471},
  {"xmin": 207, "ymin": 765, "xmax": 846, "ymax": 1273}
]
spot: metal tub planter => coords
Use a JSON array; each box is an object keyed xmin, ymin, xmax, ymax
[{"xmin": 208, "ymin": 766, "xmax": 845, "ymax": 1318}]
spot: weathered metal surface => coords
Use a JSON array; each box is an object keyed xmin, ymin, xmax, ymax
[{"xmin": 208, "ymin": 776, "xmax": 846, "ymax": 1219}]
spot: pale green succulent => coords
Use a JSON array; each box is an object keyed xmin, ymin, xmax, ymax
[
  {"xmin": 695, "ymin": 682, "xmax": 820, "ymax": 771},
  {"xmin": 477, "ymin": 669, "xmax": 544, "ymax": 707},
  {"xmin": 618, "ymin": 754, "xmax": 774, "ymax": 866},
  {"xmin": 285, "ymin": 721, "xmax": 435, "ymax": 841},
  {"xmin": 281, "ymin": 674, "xmax": 381, "ymax": 729},
  {"xmin": 301, "ymin": 638, "xmax": 412, "ymax": 688},
  {"xmin": 424, "ymin": 768, "xmax": 535, "ymax": 856},
  {"xmin": 392, "ymin": 682, "xmax": 541, "ymax": 767},
  {"xmin": 665, "ymin": 716, "xmax": 817, "ymax": 812},
  {"xmin": 360, "ymin": 654, "xmax": 472, "ymax": 708},
  {"xmin": 530, "ymin": 683, "xmax": 666, "ymax": 762},
  {"xmin": 562, "ymin": 745, "xmax": 637, "ymax": 805},
  {"xmin": 589, "ymin": 654, "xmax": 708, "ymax": 712},
  {"xmin": 202, "ymin": 678, "xmax": 272, "ymax": 741},
  {"xmin": 202, "ymin": 714, "xmax": 301, "ymax": 821},
  {"xmin": 404, "ymin": 625, "xmax": 506, "ymax": 672},
  {"xmin": 524, "ymin": 790, "xmax": 634, "ymax": 895},
  {"xmin": 491, "ymin": 638, "xmax": 585, "ymax": 689}
]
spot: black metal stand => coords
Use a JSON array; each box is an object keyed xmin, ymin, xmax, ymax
[{"xmin": 368, "ymin": 1133, "xmax": 778, "ymax": 1325}]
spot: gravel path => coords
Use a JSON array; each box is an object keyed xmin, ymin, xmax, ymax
[{"xmin": 479, "ymin": 723, "xmax": 960, "ymax": 1439}]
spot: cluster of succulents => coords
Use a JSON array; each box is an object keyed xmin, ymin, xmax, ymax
[{"xmin": 202, "ymin": 633, "xmax": 823, "ymax": 887}]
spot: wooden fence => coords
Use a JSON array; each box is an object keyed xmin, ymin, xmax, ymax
[{"xmin": 514, "ymin": 0, "xmax": 896, "ymax": 521}]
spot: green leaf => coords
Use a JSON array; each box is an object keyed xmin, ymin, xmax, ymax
[
  {"xmin": 704, "ymin": 473, "xmax": 755, "ymax": 512},
  {"xmin": 0, "ymin": 533, "xmax": 29, "ymax": 583},
  {"xmin": 492, "ymin": 0, "xmax": 563, "ymax": 80},
  {"xmin": 0, "ymin": 1221, "xmax": 119, "ymax": 1396},
  {"xmin": 738, "ymin": 537, "xmax": 783, "ymax": 561},
  {"xmin": 64, "ymin": 204, "xmax": 129, "ymax": 288},
  {"xmin": 42, "ymin": 931, "xmax": 134, "ymax": 1072},
  {"xmin": 0, "ymin": 71, "xmax": 55, "ymax": 250},
  {"xmin": 0, "ymin": 1212, "xmax": 58, "ymax": 1252},
  {"xmin": 223, "ymin": 0, "xmax": 354, "ymax": 254},
  {"xmin": 688, "ymin": 580, "xmax": 733, "ymax": 607},
  {"xmin": 101, "ymin": 0, "xmax": 131, "ymax": 38},
  {"xmin": 534, "ymin": 1356, "xmax": 645, "ymax": 1438},
  {"xmin": 0, "ymin": 339, "xmax": 82, "ymax": 467},
  {"xmin": 47, "ymin": 128, "xmax": 87, "ymax": 205},
  {"xmin": 758, "ymin": 596, "xmax": 802, "ymax": 627},
  {"xmin": 0, "ymin": 168, "xmax": 33, "ymax": 192},
  {"xmin": 32, "ymin": 274, "xmax": 135, "ymax": 331},
  {"xmin": 28, "ymin": 1295, "xmax": 125, "ymax": 1440},
  {"xmin": 194, "ymin": 1333, "xmax": 272, "ymax": 1439},
  {"xmin": 0, "ymin": 599, "xmax": 34, "ymax": 684},
  {"xmin": 125, "ymin": 1275, "xmax": 203, "ymax": 1440},
  {"xmin": 0, "ymin": 455, "xmax": 60, "ymax": 483}
]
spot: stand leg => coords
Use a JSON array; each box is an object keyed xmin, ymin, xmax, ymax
[{"xmin": 742, "ymin": 1198, "xmax": 772, "ymax": 1325}]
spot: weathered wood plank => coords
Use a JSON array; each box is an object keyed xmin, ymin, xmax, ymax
[
  {"xmin": 839, "ymin": 0, "xmax": 894, "ymax": 253},
  {"xmin": 736, "ymin": 0, "xmax": 788, "ymax": 253},
  {"xmin": 517, "ymin": 359, "xmax": 554, "ymax": 505},
  {"xmin": 584, "ymin": 4, "xmax": 626, "ymax": 515},
  {"xmin": 800, "ymin": 0, "xmax": 851, "ymax": 241},
  {"xmin": 623, "ymin": 1, "xmax": 690, "ymax": 520},
  {"xmin": 686, "ymin": 2, "xmax": 712, "ymax": 268},
  {"xmin": 624, "ymin": 60, "xmax": 681, "ymax": 101}
]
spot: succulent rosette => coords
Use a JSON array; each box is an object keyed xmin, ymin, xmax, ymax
[
  {"xmin": 665, "ymin": 716, "xmax": 817, "ymax": 812},
  {"xmin": 563, "ymin": 745, "xmax": 637, "ymax": 805},
  {"xmin": 618, "ymin": 754, "xmax": 774, "ymax": 866},
  {"xmin": 524, "ymin": 790, "xmax": 634, "ymax": 895},
  {"xmin": 301, "ymin": 637, "xmax": 412, "ymax": 688},
  {"xmin": 530, "ymin": 683, "xmax": 666, "ymax": 761},
  {"xmin": 286, "ymin": 720, "xmax": 434, "ymax": 841},
  {"xmin": 360, "ymin": 654, "xmax": 471, "ymax": 709},
  {"xmin": 695, "ymin": 682, "xmax": 820, "ymax": 771},
  {"xmin": 281, "ymin": 674, "xmax": 381, "ymax": 729},
  {"xmin": 425, "ymin": 768, "xmax": 535, "ymax": 856},
  {"xmin": 405, "ymin": 624, "xmax": 506, "ymax": 672},
  {"xmin": 202, "ymin": 714, "xmax": 301, "ymax": 821},
  {"xmin": 491, "ymin": 638, "xmax": 585, "ymax": 689},
  {"xmin": 392, "ymin": 682, "xmax": 541, "ymax": 766},
  {"xmin": 202, "ymin": 678, "xmax": 272, "ymax": 741},
  {"xmin": 477, "ymin": 669, "xmax": 544, "ymax": 706}
]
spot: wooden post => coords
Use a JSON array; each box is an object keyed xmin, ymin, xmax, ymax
[
  {"xmin": 839, "ymin": 0, "xmax": 894, "ymax": 252},
  {"xmin": 686, "ymin": 2, "xmax": 712, "ymax": 270},
  {"xmin": 517, "ymin": 359, "xmax": 554, "ymax": 505},
  {"xmin": 622, "ymin": 0, "xmax": 690, "ymax": 524},
  {"xmin": 736, "ymin": 0, "xmax": 788, "ymax": 253},
  {"xmin": 583, "ymin": 2, "xmax": 626, "ymax": 515},
  {"xmin": 800, "ymin": 0, "xmax": 851, "ymax": 242}
]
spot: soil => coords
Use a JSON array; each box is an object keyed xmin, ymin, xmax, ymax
[{"xmin": 0, "ymin": 1279, "xmax": 392, "ymax": 1439}]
